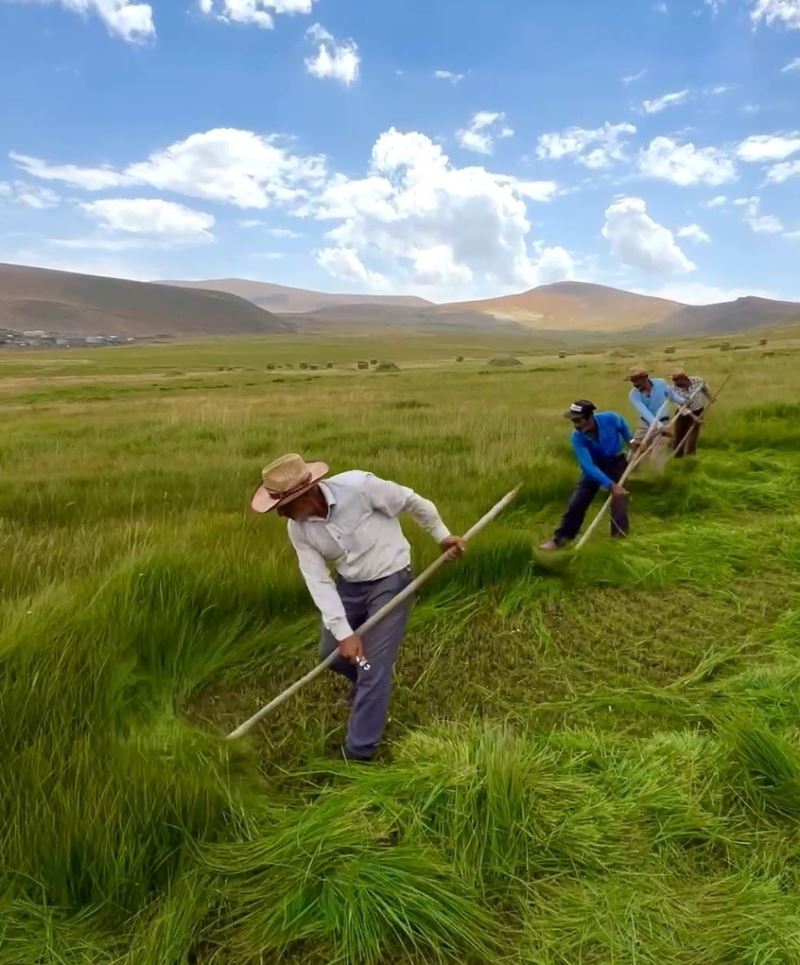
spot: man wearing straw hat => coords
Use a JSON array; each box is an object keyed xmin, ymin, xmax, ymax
[
  {"xmin": 669, "ymin": 366, "xmax": 712, "ymax": 457},
  {"xmin": 539, "ymin": 400, "xmax": 633, "ymax": 550},
  {"xmin": 626, "ymin": 364, "xmax": 673, "ymax": 471},
  {"xmin": 251, "ymin": 454, "xmax": 465, "ymax": 761}
]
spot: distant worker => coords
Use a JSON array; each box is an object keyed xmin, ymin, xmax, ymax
[
  {"xmin": 669, "ymin": 367, "xmax": 712, "ymax": 457},
  {"xmin": 626, "ymin": 364, "xmax": 672, "ymax": 471},
  {"xmin": 539, "ymin": 400, "xmax": 632, "ymax": 550},
  {"xmin": 250, "ymin": 454, "xmax": 465, "ymax": 761}
]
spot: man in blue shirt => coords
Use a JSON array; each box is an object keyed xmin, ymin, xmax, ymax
[
  {"xmin": 627, "ymin": 365, "xmax": 672, "ymax": 470},
  {"xmin": 540, "ymin": 400, "xmax": 633, "ymax": 550}
]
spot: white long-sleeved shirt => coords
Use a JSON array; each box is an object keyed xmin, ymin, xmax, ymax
[{"xmin": 287, "ymin": 471, "xmax": 451, "ymax": 641}]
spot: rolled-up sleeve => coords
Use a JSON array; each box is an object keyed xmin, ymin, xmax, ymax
[
  {"xmin": 288, "ymin": 525, "xmax": 353, "ymax": 641},
  {"xmin": 363, "ymin": 474, "xmax": 451, "ymax": 543}
]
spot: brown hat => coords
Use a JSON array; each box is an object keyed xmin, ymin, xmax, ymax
[
  {"xmin": 626, "ymin": 364, "xmax": 649, "ymax": 381},
  {"xmin": 250, "ymin": 453, "xmax": 329, "ymax": 514}
]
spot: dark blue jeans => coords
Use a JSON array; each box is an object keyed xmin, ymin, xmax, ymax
[
  {"xmin": 319, "ymin": 567, "xmax": 414, "ymax": 760},
  {"xmin": 554, "ymin": 453, "xmax": 629, "ymax": 545}
]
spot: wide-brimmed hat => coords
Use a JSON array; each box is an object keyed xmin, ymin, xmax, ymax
[
  {"xmin": 251, "ymin": 453, "xmax": 329, "ymax": 514},
  {"xmin": 626, "ymin": 364, "xmax": 649, "ymax": 381},
  {"xmin": 670, "ymin": 366, "xmax": 688, "ymax": 379}
]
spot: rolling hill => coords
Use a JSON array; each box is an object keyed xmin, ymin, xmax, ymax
[
  {"xmin": 159, "ymin": 277, "xmax": 433, "ymax": 315},
  {"xmin": 4, "ymin": 265, "xmax": 798, "ymax": 340},
  {"xmin": 284, "ymin": 302, "xmax": 524, "ymax": 333},
  {"xmin": 0, "ymin": 264, "xmax": 293, "ymax": 338},
  {"xmin": 646, "ymin": 296, "xmax": 800, "ymax": 336},
  {"xmin": 440, "ymin": 281, "xmax": 685, "ymax": 332}
]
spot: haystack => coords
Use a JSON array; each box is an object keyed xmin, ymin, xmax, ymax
[{"xmin": 490, "ymin": 355, "xmax": 523, "ymax": 367}]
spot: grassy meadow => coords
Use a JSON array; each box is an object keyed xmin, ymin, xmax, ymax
[{"xmin": 2, "ymin": 328, "xmax": 800, "ymax": 963}]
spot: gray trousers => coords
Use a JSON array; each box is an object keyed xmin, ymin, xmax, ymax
[{"xmin": 319, "ymin": 566, "xmax": 414, "ymax": 760}]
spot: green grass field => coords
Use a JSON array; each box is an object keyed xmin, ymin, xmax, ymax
[{"xmin": 3, "ymin": 330, "xmax": 800, "ymax": 963}]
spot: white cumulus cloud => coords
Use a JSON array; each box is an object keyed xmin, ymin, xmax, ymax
[
  {"xmin": 9, "ymin": 152, "xmax": 134, "ymax": 190},
  {"xmin": 304, "ymin": 23, "xmax": 359, "ymax": 86},
  {"xmin": 80, "ymin": 198, "xmax": 215, "ymax": 241},
  {"xmin": 434, "ymin": 69, "xmax": 464, "ymax": 84},
  {"xmin": 536, "ymin": 121, "xmax": 637, "ymax": 169},
  {"xmin": 677, "ymin": 223, "xmax": 711, "ymax": 243},
  {"xmin": 11, "ymin": 125, "xmax": 572, "ymax": 296},
  {"xmin": 317, "ymin": 246, "xmax": 387, "ymax": 288},
  {"xmin": 496, "ymin": 177, "xmax": 558, "ymax": 202},
  {"xmin": 767, "ymin": 158, "xmax": 800, "ymax": 182},
  {"xmin": 783, "ymin": 56, "xmax": 800, "ymax": 71},
  {"xmin": 126, "ymin": 128, "xmax": 326, "ymax": 206},
  {"xmin": 532, "ymin": 244, "xmax": 576, "ymax": 284},
  {"xmin": 705, "ymin": 194, "xmax": 728, "ymax": 207},
  {"xmin": 751, "ymin": 0, "xmax": 800, "ymax": 29},
  {"xmin": 737, "ymin": 132, "xmax": 800, "ymax": 161},
  {"xmin": 198, "ymin": 0, "xmax": 315, "ymax": 29},
  {"xmin": 734, "ymin": 196, "xmax": 784, "ymax": 234},
  {"xmin": 0, "ymin": 180, "xmax": 60, "ymax": 208},
  {"xmin": 457, "ymin": 111, "xmax": 513, "ymax": 155},
  {"xmin": 309, "ymin": 128, "xmax": 570, "ymax": 295},
  {"xmin": 638, "ymin": 136, "xmax": 736, "ymax": 186},
  {"xmin": 2, "ymin": 0, "xmax": 155, "ymax": 42},
  {"xmin": 602, "ymin": 196, "xmax": 696, "ymax": 274},
  {"xmin": 12, "ymin": 128, "xmax": 328, "ymax": 208},
  {"xmin": 641, "ymin": 89, "xmax": 690, "ymax": 113},
  {"xmin": 622, "ymin": 69, "xmax": 646, "ymax": 84}
]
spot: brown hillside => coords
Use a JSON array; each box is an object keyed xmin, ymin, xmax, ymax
[
  {"xmin": 159, "ymin": 277, "xmax": 433, "ymax": 314},
  {"xmin": 647, "ymin": 296, "xmax": 800, "ymax": 336},
  {"xmin": 0, "ymin": 264, "xmax": 293, "ymax": 337},
  {"xmin": 441, "ymin": 281, "xmax": 685, "ymax": 332}
]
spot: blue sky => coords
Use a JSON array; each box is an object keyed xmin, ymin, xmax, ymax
[{"xmin": 1, "ymin": 0, "xmax": 799, "ymax": 304}]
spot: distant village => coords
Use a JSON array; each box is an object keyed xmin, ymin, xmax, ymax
[{"xmin": 0, "ymin": 329, "xmax": 137, "ymax": 349}]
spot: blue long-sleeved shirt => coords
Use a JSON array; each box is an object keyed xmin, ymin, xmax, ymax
[
  {"xmin": 628, "ymin": 378, "xmax": 673, "ymax": 425},
  {"xmin": 571, "ymin": 411, "xmax": 633, "ymax": 489}
]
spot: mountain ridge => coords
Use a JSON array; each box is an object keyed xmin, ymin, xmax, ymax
[
  {"xmin": 158, "ymin": 277, "xmax": 433, "ymax": 314},
  {"xmin": 0, "ymin": 263, "xmax": 293, "ymax": 338},
  {"xmin": 3, "ymin": 265, "xmax": 798, "ymax": 339},
  {"xmin": 645, "ymin": 295, "xmax": 800, "ymax": 336},
  {"xmin": 440, "ymin": 281, "xmax": 685, "ymax": 332}
]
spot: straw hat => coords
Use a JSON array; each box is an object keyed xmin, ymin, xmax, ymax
[
  {"xmin": 670, "ymin": 365, "xmax": 688, "ymax": 379},
  {"xmin": 250, "ymin": 453, "xmax": 329, "ymax": 514},
  {"xmin": 626, "ymin": 364, "xmax": 649, "ymax": 381}
]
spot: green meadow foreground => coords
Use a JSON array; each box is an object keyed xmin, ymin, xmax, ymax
[{"xmin": 3, "ymin": 331, "xmax": 800, "ymax": 963}]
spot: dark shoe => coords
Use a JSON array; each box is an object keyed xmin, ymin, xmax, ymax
[{"xmin": 341, "ymin": 745, "xmax": 374, "ymax": 763}]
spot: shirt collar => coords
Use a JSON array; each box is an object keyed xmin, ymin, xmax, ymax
[{"xmin": 308, "ymin": 480, "xmax": 335, "ymax": 521}]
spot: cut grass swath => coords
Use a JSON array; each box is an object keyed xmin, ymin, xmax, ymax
[{"xmin": 227, "ymin": 485, "xmax": 521, "ymax": 740}]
